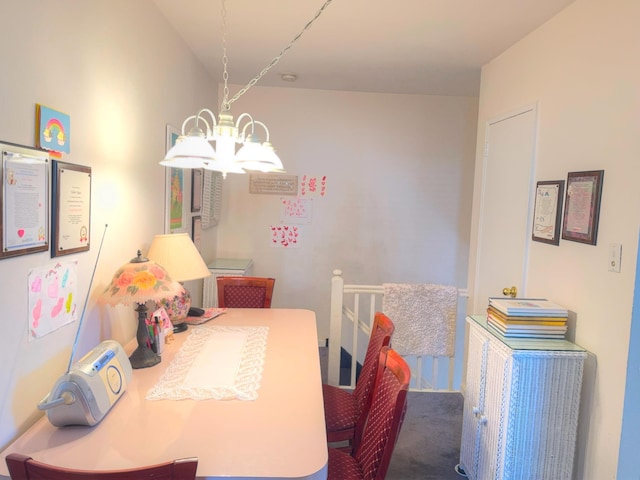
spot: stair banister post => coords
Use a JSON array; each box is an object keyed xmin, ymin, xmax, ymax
[{"xmin": 328, "ymin": 269, "xmax": 344, "ymax": 386}]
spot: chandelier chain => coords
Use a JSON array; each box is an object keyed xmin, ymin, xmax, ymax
[
  {"xmin": 222, "ymin": 0, "xmax": 333, "ymax": 108},
  {"xmin": 221, "ymin": 0, "xmax": 230, "ymax": 111}
]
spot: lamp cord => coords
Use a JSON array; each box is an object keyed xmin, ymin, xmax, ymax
[
  {"xmin": 66, "ymin": 224, "xmax": 109, "ymax": 373},
  {"xmin": 220, "ymin": 0, "xmax": 333, "ymax": 112}
]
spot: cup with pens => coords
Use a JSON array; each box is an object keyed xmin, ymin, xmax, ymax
[{"xmin": 146, "ymin": 315, "xmax": 165, "ymax": 355}]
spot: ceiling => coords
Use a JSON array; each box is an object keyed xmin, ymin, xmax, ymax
[{"xmin": 153, "ymin": 0, "xmax": 575, "ymax": 97}]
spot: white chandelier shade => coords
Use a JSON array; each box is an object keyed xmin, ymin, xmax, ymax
[
  {"xmin": 159, "ymin": 127, "xmax": 215, "ymax": 169},
  {"xmin": 161, "ymin": 109, "xmax": 283, "ymax": 177}
]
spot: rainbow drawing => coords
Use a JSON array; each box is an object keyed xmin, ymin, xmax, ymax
[{"xmin": 37, "ymin": 104, "xmax": 70, "ymax": 154}]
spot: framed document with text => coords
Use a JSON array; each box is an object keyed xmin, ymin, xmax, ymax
[
  {"xmin": 532, "ymin": 180, "xmax": 564, "ymax": 245},
  {"xmin": 562, "ymin": 170, "xmax": 604, "ymax": 245},
  {"xmin": 51, "ymin": 160, "xmax": 91, "ymax": 256},
  {"xmin": 0, "ymin": 142, "xmax": 49, "ymax": 260}
]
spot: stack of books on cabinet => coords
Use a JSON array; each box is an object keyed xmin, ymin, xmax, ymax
[{"xmin": 486, "ymin": 297, "xmax": 568, "ymax": 339}]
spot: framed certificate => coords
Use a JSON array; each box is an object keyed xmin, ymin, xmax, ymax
[
  {"xmin": 51, "ymin": 160, "xmax": 91, "ymax": 256},
  {"xmin": 561, "ymin": 170, "xmax": 604, "ymax": 245},
  {"xmin": 532, "ymin": 180, "xmax": 564, "ymax": 245},
  {"xmin": 0, "ymin": 142, "xmax": 49, "ymax": 260}
]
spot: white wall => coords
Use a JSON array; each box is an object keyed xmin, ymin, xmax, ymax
[
  {"xmin": 0, "ymin": 0, "xmax": 217, "ymax": 448},
  {"xmin": 468, "ymin": 0, "xmax": 640, "ymax": 477},
  {"xmin": 215, "ymin": 85, "xmax": 478, "ymax": 342}
]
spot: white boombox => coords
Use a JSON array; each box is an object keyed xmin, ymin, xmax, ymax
[{"xmin": 38, "ymin": 340, "xmax": 132, "ymax": 427}]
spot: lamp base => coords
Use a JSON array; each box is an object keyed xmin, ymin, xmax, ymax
[
  {"xmin": 173, "ymin": 322, "xmax": 188, "ymax": 334},
  {"xmin": 131, "ymin": 303, "xmax": 161, "ymax": 369},
  {"xmin": 129, "ymin": 345, "xmax": 161, "ymax": 369}
]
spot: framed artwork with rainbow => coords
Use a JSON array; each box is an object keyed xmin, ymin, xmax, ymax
[{"xmin": 36, "ymin": 104, "xmax": 70, "ymax": 157}]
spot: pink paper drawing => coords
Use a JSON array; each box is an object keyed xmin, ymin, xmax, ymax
[
  {"xmin": 299, "ymin": 175, "xmax": 327, "ymax": 197},
  {"xmin": 28, "ymin": 261, "xmax": 78, "ymax": 340},
  {"xmin": 281, "ymin": 198, "xmax": 312, "ymax": 224},
  {"xmin": 270, "ymin": 225, "xmax": 300, "ymax": 248}
]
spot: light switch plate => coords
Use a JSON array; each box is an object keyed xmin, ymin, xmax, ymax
[{"xmin": 609, "ymin": 243, "xmax": 622, "ymax": 273}]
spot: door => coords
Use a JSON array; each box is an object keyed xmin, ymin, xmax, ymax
[{"xmin": 472, "ymin": 106, "xmax": 537, "ymax": 313}]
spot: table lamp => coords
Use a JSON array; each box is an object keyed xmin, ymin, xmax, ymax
[
  {"xmin": 147, "ymin": 233, "xmax": 211, "ymax": 333},
  {"xmin": 102, "ymin": 250, "xmax": 183, "ymax": 368}
]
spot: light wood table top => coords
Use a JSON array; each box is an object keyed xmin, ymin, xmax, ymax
[{"xmin": 0, "ymin": 309, "xmax": 328, "ymax": 480}]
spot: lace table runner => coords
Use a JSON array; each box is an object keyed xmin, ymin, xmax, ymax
[{"xmin": 146, "ymin": 325, "xmax": 268, "ymax": 401}]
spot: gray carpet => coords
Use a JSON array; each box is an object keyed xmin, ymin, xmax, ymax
[
  {"xmin": 387, "ymin": 391, "xmax": 464, "ymax": 480},
  {"xmin": 319, "ymin": 348, "xmax": 465, "ymax": 479}
]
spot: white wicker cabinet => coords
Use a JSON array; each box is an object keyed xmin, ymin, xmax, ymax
[{"xmin": 459, "ymin": 316, "xmax": 586, "ymax": 480}]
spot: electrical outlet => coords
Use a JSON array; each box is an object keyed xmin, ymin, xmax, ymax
[{"xmin": 609, "ymin": 243, "xmax": 622, "ymax": 273}]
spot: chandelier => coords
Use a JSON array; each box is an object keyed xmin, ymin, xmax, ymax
[{"xmin": 161, "ymin": 0, "xmax": 333, "ymax": 178}]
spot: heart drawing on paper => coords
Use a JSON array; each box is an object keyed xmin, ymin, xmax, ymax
[{"xmin": 17, "ymin": 229, "xmax": 25, "ymax": 238}]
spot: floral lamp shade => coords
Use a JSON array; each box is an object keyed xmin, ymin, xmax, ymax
[{"xmin": 102, "ymin": 251, "xmax": 183, "ymax": 307}]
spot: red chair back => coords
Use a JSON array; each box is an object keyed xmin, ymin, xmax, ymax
[
  {"xmin": 217, "ymin": 276, "xmax": 275, "ymax": 308},
  {"xmin": 352, "ymin": 312, "xmax": 395, "ymax": 415},
  {"xmin": 5, "ymin": 453, "xmax": 198, "ymax": 480},
  {"xmin": 354, "ymin": 347, "xmax": 410, "ymax": 480}
]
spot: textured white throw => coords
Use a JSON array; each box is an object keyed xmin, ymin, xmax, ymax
[
  {"xmin": 382, "ymin": 283, "xmax": 458, "ymax": 356},
  {"xmin": 146, "ymin": 325, "xmax": 268, "ymax": 401}
]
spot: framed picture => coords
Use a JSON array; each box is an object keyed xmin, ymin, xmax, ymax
[
  {"xmin": 51, "ymin": 160, "xmax": 91, "ymax": 256},
  {"xmin": 0, "ymin": 142, "xmax": 49, "ymax": 260},
  {"xmin": 562, "ymin": 170, "xmax": 604, "ymax": 245},
  {"xmin": 191, "ymin": 215, "xmax": 202, "ymax": 252},
  {"xmin": 191, "ymin": 169, "xmax": 203, "ymax": 213},
  {"xmin": 164, "ymin": 125, "xmax": 186, "ymax": 233},
  {"xmin": 532, "ymin": 180, "xmax": 564, "ymax": 245},
  {"xmin": 36, "ymin": 104, "xmax": 71, "ymax": 156}
]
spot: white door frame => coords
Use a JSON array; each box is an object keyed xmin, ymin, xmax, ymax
[{"xmin": 471, "ymin": 103, "xmax": 539, "ymax": 313}]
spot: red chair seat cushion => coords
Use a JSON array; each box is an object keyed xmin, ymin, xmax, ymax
[
  {"xmin": 323, "ymin": 384, "xmax": 359, "ymax": 432},
  {"xmin": 327, "ymin": 447, "xmax": 364, "ymax": 480}
]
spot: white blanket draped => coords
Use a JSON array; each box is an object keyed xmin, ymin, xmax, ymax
[{"xmin": 383, "ymin": 283, "xmax": 458, "ymax": 356}]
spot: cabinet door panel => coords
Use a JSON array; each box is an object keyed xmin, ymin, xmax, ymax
[
  {"xmin": 459, "ymin": 326, "xmax": 487, "ymax": 478},
  {"xmin": 479, "ymin": 338, "xmax": 511, "ymax": 479}
]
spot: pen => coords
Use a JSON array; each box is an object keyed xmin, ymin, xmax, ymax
[{"xmin": 148, "ymin": 324, "xmax": 157, "ymax": 353}]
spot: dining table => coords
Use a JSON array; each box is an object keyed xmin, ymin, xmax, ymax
[{"xmin": 0, "ymin": 308, "xmax": 328, "ymax": 480}]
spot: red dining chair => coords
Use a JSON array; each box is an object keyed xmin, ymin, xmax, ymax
[
  {"xmin": 216, "ymin": 276, "xmax": 275, "ymax": 308},
  {"xmin": 327, "ymin": 347, "xmax": 410, "ymax": 480},
  {"xmin": 323, "ymin": 312, "xmax": 394, "ymax": 453},
  {"xmin": 5, "ymin": 453, "xmax": 198, "ymax": 480}
]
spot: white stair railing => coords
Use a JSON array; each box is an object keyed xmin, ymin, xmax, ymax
[{"xmin": 328, "ymin": 269, "xmax": 467, "ymax": 392}]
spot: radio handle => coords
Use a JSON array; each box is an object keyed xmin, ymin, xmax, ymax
[{"xmin": 37, "ymin": 391, "xmax": 76, "ymax": 411}]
